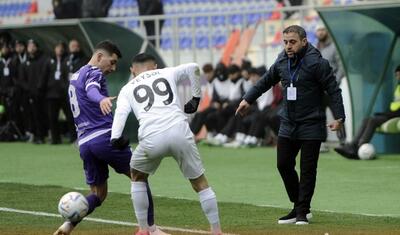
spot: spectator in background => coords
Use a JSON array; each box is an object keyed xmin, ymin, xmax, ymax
[
  {"xmin": 208, "ymin": 64, "xmax": 245, "ymax": 145},
  {"xmin": 52, "ymin": 0, "xmax": 82, "ymax": 19},
  {"xmin": 19, "ymin": 39, "xmax": 48, "ymax": 144},
  {"xmin": 66, "ymin": 39, "xmax": 89, "ymax": 77},
  {"xmin": 81, "ymin": 0, "xmax": 113, "ymax": 18},
  {"xmin": 41, "ymin": 42, "xmax": 76, "ymax": 144},
  {"xmin": 190, "ymin": 62, "xmax": 229, "ymax": 139},
  {"xmin": 12, "ymin": 40, "xmax": 28, "ymax": 137},
  {"xmin": 241, "ymin": 67, "xmax": 283, "ymax": 147},
  {"xmin": 276, "ymin": 0, "xmax": 303, "ymax": 19},
  {"xmin": 316, "ymin": 24, "xmax": 346, "ymax": 151},
  {"xmin": 190, "ymin": 63, "xmax": 215, "ymax": 138},
  {"xmin": 138, "ymin": 0, "xmax": 164, "ymax": 47},
  {"xmin": 0, "ymin": 43, "xmax": 17, "ymax": 125},
  {"xmin": 335, "ymin": 65, "xmax": 400, "ymax": 159}
]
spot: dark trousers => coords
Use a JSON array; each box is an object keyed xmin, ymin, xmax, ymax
[
  {"xmin": 144, "ymin": 19, "xmax": 164, "ymax": 46},
  {"xmin": 277, "ymin": 137, "xmax": 321, "ymax": 215},
  {"xmin": 47, "ymin": 98, "xmax": 76, "ymax": 144},
  {"xmin": 353, "ymin": 110, "xmax": 400, "ymax": 147},
  {"xmin": 28, "ymin": 95, "xmax": 47, "ymax": 142},
  {"xmin": 190, "ymin": 107, "xmax": 216, "ymax": 135}
]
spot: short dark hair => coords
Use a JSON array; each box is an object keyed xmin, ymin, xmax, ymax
[
  {"xmin": 94, "ymin": 40, "xmax": 122, "ymax": 58},
  {"xmin": 395, "ymin": 65, "xmax": 400, "ymax": 73},
  {"xmin": 131, "ymin": 53, "xmax": 157, "ymax": 64},
  {"xmin": 283, "ymin": 25, "xmax": 307, "ymax": 39},
  {"xmin": 227, "ymin": 64, "xmax": 241, "ymax": 75},
  {"xmin": 202, "ymin": 63, "xmax": 213, "ymax": 73},
  {"xmin": 241, "ymin": 59, "xmax": 252, "ymax": 71}
]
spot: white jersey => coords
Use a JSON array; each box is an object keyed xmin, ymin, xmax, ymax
[{"xmin": 112, "ymin": 63, "xmax": 201, "ymax": 140}]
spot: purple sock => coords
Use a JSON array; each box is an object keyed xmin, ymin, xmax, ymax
[{"xmin": 71, "ymin": 194, "xmax": 101, "ymax": 226}]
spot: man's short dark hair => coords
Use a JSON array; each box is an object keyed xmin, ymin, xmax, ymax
[
  {"xmin": 227, "ymin": 64, "xmax": 241, "ymax": 75},
  {"xmin": 94, "ymin": 40, "xmax": 122, "ymax": 58},
  {"xmin": 131, "ymin": 53, "xmax": 157, "ymax": 64},
  {"xmin": 202, "ymin": 63, "xmax": 213, "ymax": 73},
  {"xmin": 283, "ymin": 25, "xmax": 307, "ymax": 39}
]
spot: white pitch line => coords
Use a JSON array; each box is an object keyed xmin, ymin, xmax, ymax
[{"xmin": 0, "ymin": 207, "xmax": 236, "ymax": 235}]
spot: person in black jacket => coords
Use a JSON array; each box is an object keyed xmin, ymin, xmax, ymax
[
  {"xmin": 236, "ymin": 25, "xmax": 345, "ymax": 225},
  {"xmin": 19, "ymin": 39, "xmax": 48, "ymax": 144},
  {"xmin": 12, "ymin": 40, "xmax": 29, "ymax": 137},
  {"xmin": 81, "ymin": 0, "xmax": 112, "ymax": 18},
  {"xmin": 66, "ymin": 39, "xmax": 89, "ymax": 77},
  {"xmin": 137, "ymin": 0, "xmax": 164, "ymax": 47},
  {"xmin": 41, "ymin": 42, "xmax": 76, "ymax": 144},
  {"xmin": 0, "ymin": 43, "xmax": 17, "ymax": 125}
]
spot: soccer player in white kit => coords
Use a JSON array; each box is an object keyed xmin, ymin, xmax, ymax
[{"xmin": 111, "ymin": 53, "xmax": 222, "ymax": 235}]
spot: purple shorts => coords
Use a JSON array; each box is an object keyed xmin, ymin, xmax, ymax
[{"xmin": 79, "ymin": 132, "xmax": 131, "ymax": 185}]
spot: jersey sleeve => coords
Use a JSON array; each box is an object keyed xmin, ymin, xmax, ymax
[
  {"xmin": 84, "ymin": 69, "xmax": 103, "ymax": 91},
  {"xmin": 111, "ymin": 86, "xmax": 132, "ymax": 140},
  {"xmin": 173, "ymin": 63, "xmax": 201, "ymax": 98}
]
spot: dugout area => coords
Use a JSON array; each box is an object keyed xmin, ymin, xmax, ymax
[
  {"xmin": 318, "ymin": 2, "xmax": 400, "ymax": 153},
  {"xmin": 0, "ymin": 19, "xmax": 166, "ymax": 142}
]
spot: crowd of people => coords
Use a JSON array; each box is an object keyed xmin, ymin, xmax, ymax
[
  {"xmin": 0, "ymin": 36, "xmax": 88, "ymax": 144},
  {"xmin": 190, "ymin": 61, "xmax": 283, "ymax": 148}
]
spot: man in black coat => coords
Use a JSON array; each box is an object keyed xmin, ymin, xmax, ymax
[
  {"xmin": 137, "ymin": 0, "xmax": 164, "ymax": 47},
  {"xmin": 236, "ymin": 25, "xmax": 345, "ymax": 225},
  {"xmin": 41, "ymin": 42, "xmax": 76, "ymax": 144},
  {"xmin": 66, "ymin": 39, "xmax": 89, "ymax": 77},
  {"xmin": 19, "ymin": 39, "xmax": 48, "ymax": 144},
  {"xmin": 0, "ymin": 43, "xmax": 17, "ymax": 125}
]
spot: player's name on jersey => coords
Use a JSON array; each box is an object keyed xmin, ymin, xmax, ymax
[{"xmin": 132, "ymin": 70, "xmax": 161, "ymax": 84}]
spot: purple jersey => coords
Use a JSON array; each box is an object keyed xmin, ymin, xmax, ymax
[{"xmin": 68, "ymin": 64, "xmax": 113, "ymax": 143}]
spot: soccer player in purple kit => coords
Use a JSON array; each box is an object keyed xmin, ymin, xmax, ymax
[{"xmin": 53, "ymin": 40, "xmax": 168, "ymax": 235}]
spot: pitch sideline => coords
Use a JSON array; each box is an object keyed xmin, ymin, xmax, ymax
[{"xmin": 0, "ymin": 207, "xmax": 237, "ymax": 235}]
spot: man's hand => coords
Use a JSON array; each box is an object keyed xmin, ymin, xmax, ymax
[
  {"xmin": 111, "ymin": 136, "xmax": 130, "ymax": 150},
  {"xmin": 100, "ymin": 96, "xmax": 116, "ymax": 115},
  {"xmin": 184, "ymin": 97, "xmax": 200, "ymax": 114},
  {"xmin": 235, "ymin": 99, "xmax": 251, "ymax": 116},
  {"xmin": 327, "ymin": 119, "xmax": 343, "ymax": 131}
]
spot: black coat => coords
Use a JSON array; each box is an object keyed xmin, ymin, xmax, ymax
[
  {"xmin": 19, "ymin": 52, "xmax": 48, "ymax": 97},
  {"xmin": 0, "ymin": 55, "xmax": 17, "ymax": 97},
  {"xmin": 138, "ymin": 0, "xmax": 163, "ymax": 15},
  {"xmin": 65, "ymin": 52, "xmax": 88, "ymax": 74},
  {"xmin": 243, "ymin": 43, "xmax": 345, "ymax": 140},
  {"xmin": 41, "ymin": 56, "xmax": 69, "ymax": 99}
]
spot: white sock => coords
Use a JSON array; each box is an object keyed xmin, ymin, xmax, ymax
[
  {"xmin": 198, "ymin": 187, "xmax": 221, "ymax": 233},
  {"xmin": 131, "ymin": 181, "xmax": 149, "ymax": 231},
  {"xmin": 235, "ymin": 132, "xmax": 245, "ymax": 144}
]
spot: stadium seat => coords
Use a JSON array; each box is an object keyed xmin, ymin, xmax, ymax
[
  {"xmin": 179, "ymin": 32, "xmax": 193, "ymax": 49},
  {"xmin": 195, "ymin": 32, "xmax": 209, "ymax": 49},
  {"xmin": 212, "ymin": 15, "xmax": 225, "ymax": 26},
  {"xmin": 229, "ymin": 13, "xmax": 243, "ymax": 25},
  {"xmin": 161, "ymin": 33, "xmax": 173, "ymax": 50}
]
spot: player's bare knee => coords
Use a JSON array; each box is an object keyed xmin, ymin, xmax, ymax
[
  {"xmin": 190, "ymin": 174, "xmax": 209, "ymax": 192},
  {"xmin": 130, "ymin": 168, "xmax": 149, "ymax": 182}
]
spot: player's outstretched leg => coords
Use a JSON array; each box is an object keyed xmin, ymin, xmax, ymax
[
  {"xmin": 190, "ymin": 174, "xmax": 222, "ymax": 235},
  {"xmin": 53, "ymin": 185, "xmax": 105, "ymax": 235},
  {"xmin": 131, "ymin": 170, "xmax": 171, "ymax": 235}
]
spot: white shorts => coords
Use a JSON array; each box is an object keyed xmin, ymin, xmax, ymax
[{"xmin": 131, "ymin": 122, "xmax": 205, "ymax": 179}]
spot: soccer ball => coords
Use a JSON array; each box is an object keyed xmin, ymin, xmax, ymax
[
  {"xmin": 357, "ymin": 143, "xmax": 376, "ymax": 160},
  {"xmin": 58, "ymin": 192, "xmax": 89, "ymax": 222}
]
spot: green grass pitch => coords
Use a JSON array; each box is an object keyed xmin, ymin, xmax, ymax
[{"xmin": 0, "ymin": 143, "xmax": 400, "ymax": 234}]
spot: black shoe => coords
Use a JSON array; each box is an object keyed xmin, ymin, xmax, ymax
[
  {"xmin": 278, "ymin": 209, "xmax": 297, "ymax": 224},
  {"xmin": 278, "ymin": 208, "xmax": 313, "ymax": 224},
  {"xmin": 295, "ymin": 214, "xmax": 309, "ymax": 225},
  {"xmin": 334, "ymin": 144, "xmax": 359, "ymax": 160}
]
